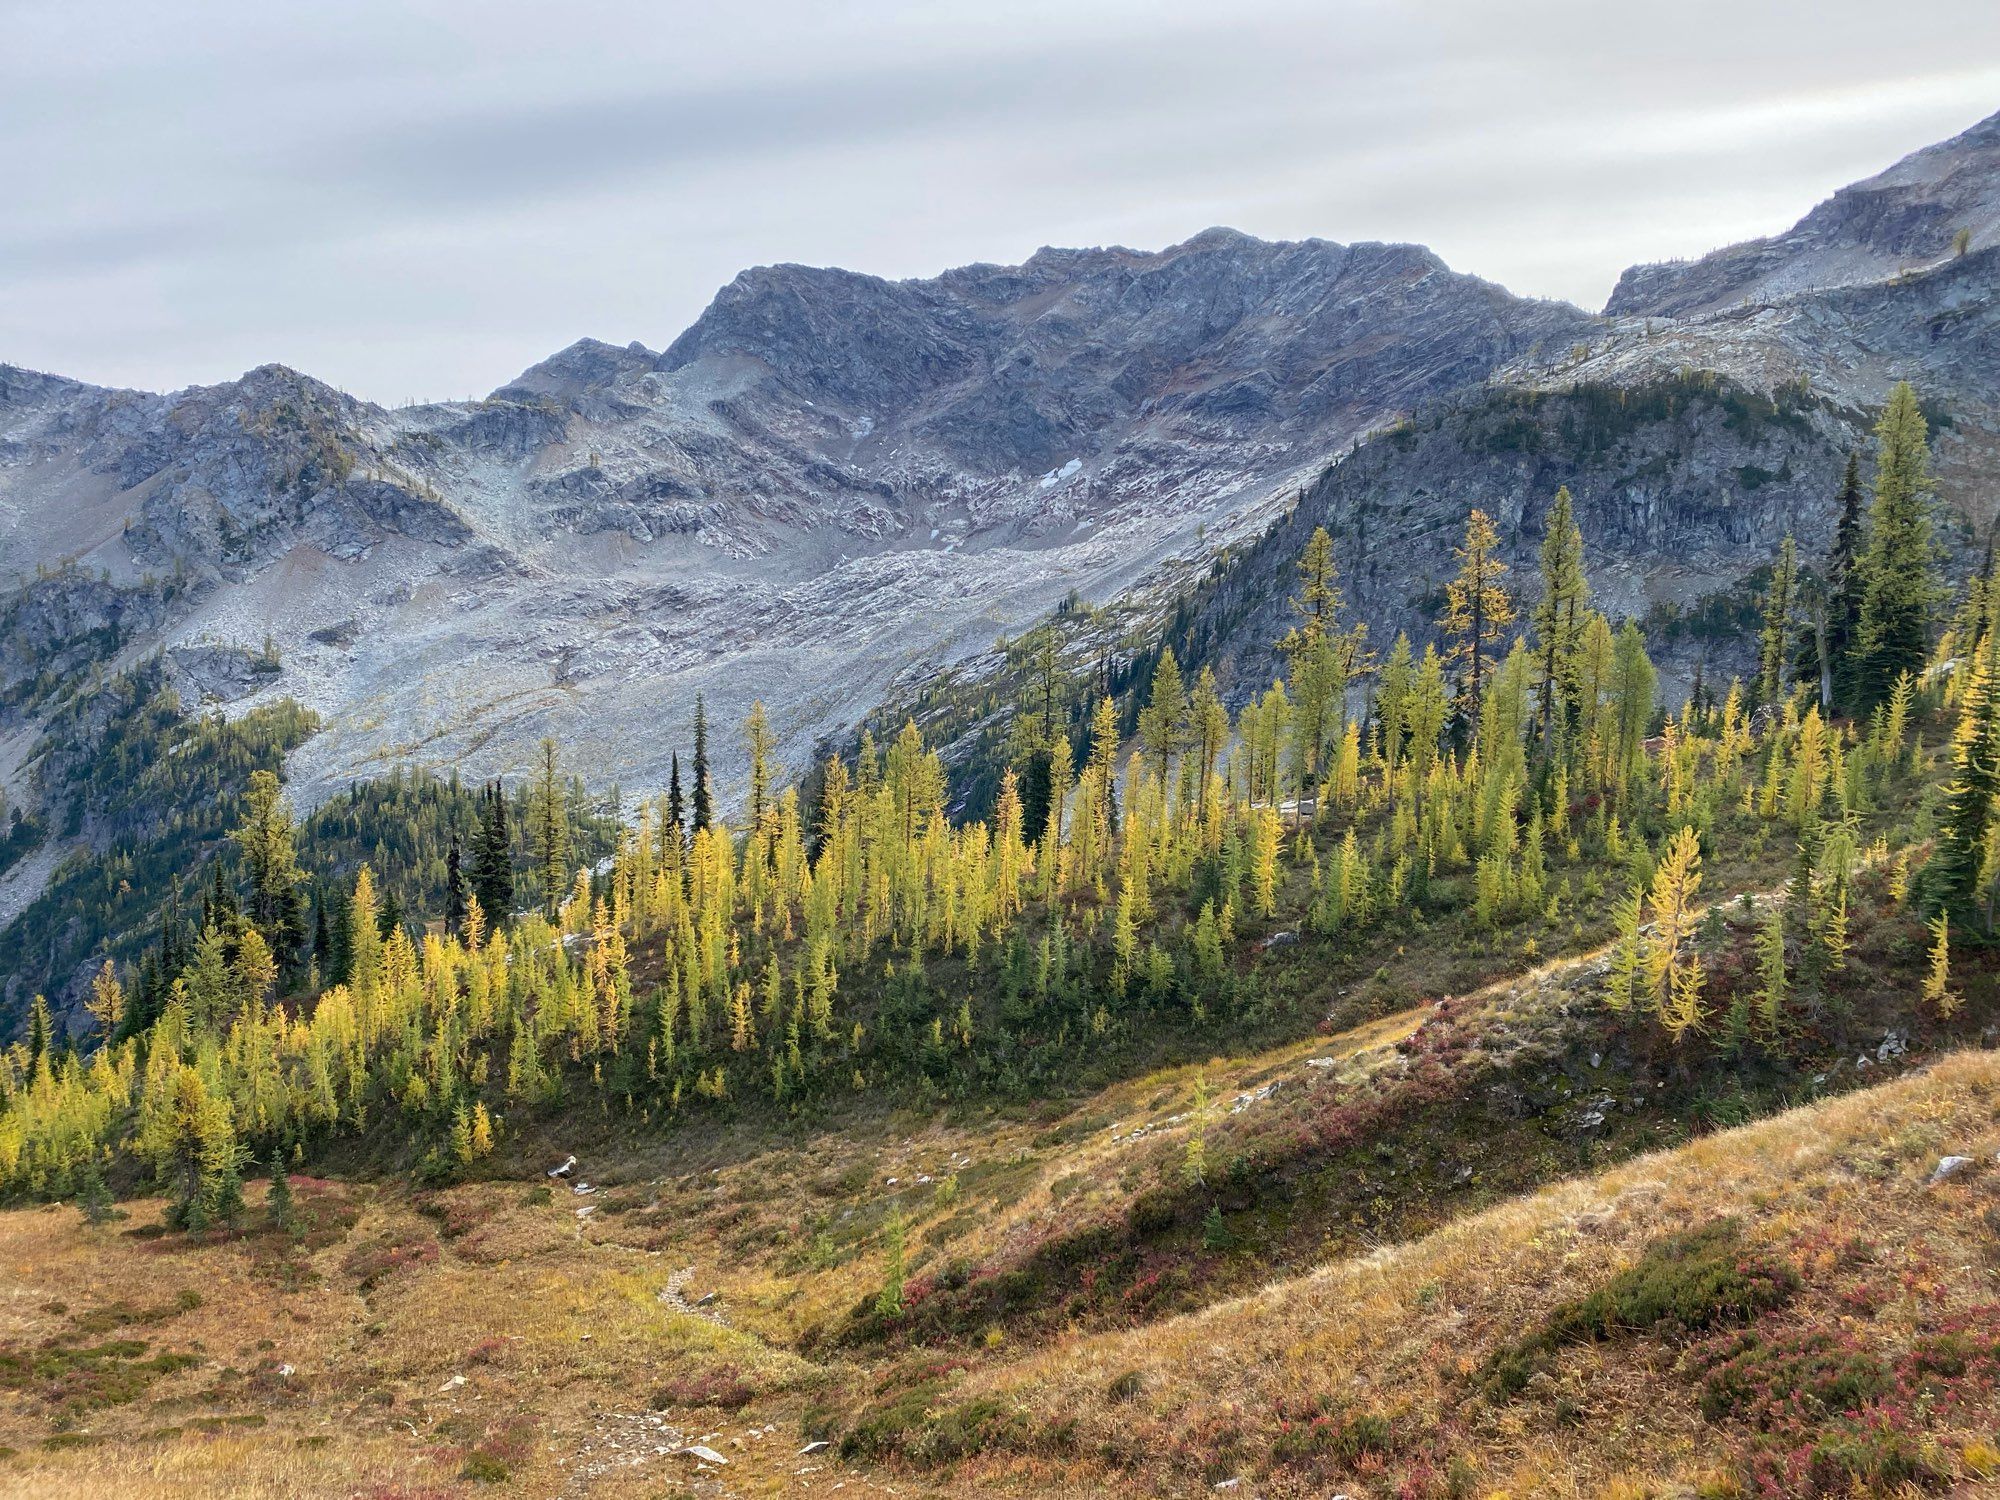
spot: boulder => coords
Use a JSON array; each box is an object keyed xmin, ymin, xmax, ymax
[{"xmin": 1928, "ymin": 1155, "xmax": 1976, "ymax": 1185}]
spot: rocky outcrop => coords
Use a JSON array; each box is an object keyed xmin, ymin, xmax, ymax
[
  {"xmin": 1158, "ymin": 373, "xmax": 1875, "ymax": 702},
  {"xmin": 1607, "ymin": 108, "xmax": 2000, "ymax": 317}
]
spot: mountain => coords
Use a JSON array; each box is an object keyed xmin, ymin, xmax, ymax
[
  {"xmin": 5, "ymin": 109, "xmax": 2000, "ymax": 986},
  {"xmin": 1124, "ymin": 118, "xmax": 2000, "ymax": 705},
  {"xmin": 1607, "ymin": 107, "xmax": 2000, "ymax": 316},
  {"xmin": 0, "ymin": 233, "xmax": 1586, "ymax": 824}
]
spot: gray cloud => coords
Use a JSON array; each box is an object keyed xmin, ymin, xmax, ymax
[{"xmin": 3, "ymin": 0, "xmax": 1997, "ymax": 401}]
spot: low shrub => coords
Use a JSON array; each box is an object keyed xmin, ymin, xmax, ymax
[{"xmin": 1480, "ymin": 1219, "xmax": 1797, "ymax": 1398}]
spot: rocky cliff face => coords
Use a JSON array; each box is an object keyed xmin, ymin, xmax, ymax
[
  {"xmin": 1163, "ymin": 376, "xmax": 1879, "ymax": 704},
  {"xmin": 0, "ymin": 231, "xmax": 1588, "ymax": 821},
  {"xmin": 1607, "ymin": 109, "xmax": 2000, "ymax": 317}
]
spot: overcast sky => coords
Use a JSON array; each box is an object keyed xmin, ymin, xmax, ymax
[{"xmin": 4, "ymin": 1, "xmax": 1998, "ymax": 404}]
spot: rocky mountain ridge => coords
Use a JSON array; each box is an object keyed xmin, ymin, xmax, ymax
[
  {"xmin": 2, "ymin": 111, "xmax": 1998, "ymax": 827},
  {"xmin": 1607, "ymin": 107, "xmax": 2000, "ymax": 317},
  {"xmin": 0, "ymin": 230, "xmax": 1589, "ymax": 820}
]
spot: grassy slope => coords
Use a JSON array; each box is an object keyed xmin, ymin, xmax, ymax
[{"xmin": 878, "ymin": 1047, "xmax": 2000, "ymax": 1498}]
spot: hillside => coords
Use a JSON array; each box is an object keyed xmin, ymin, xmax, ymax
[{"xmin": 0, "ymin": 872, "xmax": 1992, "ymax": 1497}]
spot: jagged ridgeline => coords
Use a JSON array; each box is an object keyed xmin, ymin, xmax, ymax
[{"xmin": 2, "ymin": 378, "xmax": 1987, "ymax": 1222}]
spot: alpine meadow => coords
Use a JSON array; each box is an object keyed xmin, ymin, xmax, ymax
[{"xmin": 5, "ymin": 12, "xmax": 2000, "ymax": 1498}]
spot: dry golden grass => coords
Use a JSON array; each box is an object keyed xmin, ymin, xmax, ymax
[
  {"xmin": 915, "ymin": 1046, "xmax": 2000, "ymax": 1496},
  {"xmin": 0, "ymin": 1180, "xmax": 936, "ymax": 1498}
]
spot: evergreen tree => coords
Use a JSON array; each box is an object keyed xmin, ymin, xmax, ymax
[
  {"xmin": 77, "ymin": 1161, "xmax": 117, "ymax": 1226},
  {"xmin": 310, "ymin": 888, "xmax": 332, "ymax": 979},
  {"xmin": 234, "ymin": 770, "xmax": 308, "ymax": 972},
  {"xmin": 745, "ymin": 699, "xmax": 775, "ymax": 840},
  {"xmin": 534, "ymin": 738, "xmax": 570, "ymax": 917},
  {"xmin": 692, "ymin": 695, "xmax": 714, "ymax": 834},
  {"xmin": 1757, "ymin": 534, "xmax": 1798, "ymax": 707},
  {"xmin": 667, "ymin": 752, "xmax": 686, "ymax": 846},
  {"xmin": 444, "ymin": 835, "xmax": 468, "ymax": 937},
  {"xmin": 26, "ymin": 992, "xmax": 51, "ymax": 1071},
  {"xmin": 264, "ymin": 1150, "xmax": 295, "ymax": 1231},
  {"xmin": 1531, "ymin": 486, "xmax": 1591, "ymax": 754},
  {"xmin": 1822, "ymin": 453, "xmax": 1868, "ymax": 711},
  {"xmin": 470, "ymin": 783, "xmax": 514, "ymax": 922},
  {"xmin": 1850, "ymin": 383, "xmax": 1942, "ymax": 710},
  {"xmin": 377, "ymin": 885, "xmax": 405, "ymax": 943}
]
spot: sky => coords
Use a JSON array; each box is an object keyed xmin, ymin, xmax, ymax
[{"xmin": 4, "ymin": 0, "xmax": 1999, "ymax": 405}]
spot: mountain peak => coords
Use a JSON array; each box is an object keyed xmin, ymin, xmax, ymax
[{"xmin": 1606, "ymin": 106, "xmax": 2000, "ymax": 318}]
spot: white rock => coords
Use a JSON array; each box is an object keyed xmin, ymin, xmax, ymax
[
  {"xmin": 679, "ymin": 1444, "xmax": 729, "ymax": 1466},
  {"xmin": 1929, "ymin": 1155, "xmax": 1976, "ymax": 1185}
]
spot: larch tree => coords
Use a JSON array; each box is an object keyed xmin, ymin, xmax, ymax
[
  {"xmin": 1279, "ymin": 526, "xmax": 1356, "ymax": 813},
  {"xmin": 1644, "ymin": 826, "xmax": 1705, "ymax": 1037},
  {"xmin": 1137, "ymin": 648, "xmax": 1188, "ymax": 787},
  {"xmin": 1921, "ymin": 625, "xmax": 2000, "ymax": 930},
  {"xmin": 1441, "ymin": 508, "xmax": 1514, "ymax": 730}
]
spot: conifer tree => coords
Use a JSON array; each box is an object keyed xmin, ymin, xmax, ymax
[
  {"xmin": 1758, "ymin": 534, "xmax": 1798, "ymax": 707},
  {"xmin": 1441, "ymin": 507, "xmax": 1514, "ymax": 729},
  {"xmin": 1809, "ymin": 453, "xmax": 1867, "ymax": 711},
  {"xmin": 235, "ymin": 769, "xmax": 307, "ymax": 971},
  {"xmin": 444, "ymin": 836, "xmax": 468, "ymax": 937},
  {"xmin": 1406, "ymin": 646, "xmax": 1451, "ymax": 828},
  {"xmin": 875, "ymin": 1210, "xmax": 906, "ymax": 1318},
  {"xmin": 1754, "ymin": 904, "xmax": 1787, "ymax": 1036},
  {"xmin": 1643, "ymin": 827, "xmax": 1704, "ymax": 1036},
  {"xmin": 1922, "ymin": 913, "xmax": 1959, "ymax": 1017},
  {"xmin": 1531, "ymin": 486, "xmax": 1591, "ymax": 753},
  {"xmin": 265, "ymin": 1149, "xmax": 295, "ymax": 1231},
  {"xmin": 1376, "ymin": 633, "xmax": 1414, "ymax": 778},
  {"xmin": 85, "ymin": 959, "xmax": 125, "ymax": 1040},
  {"xmin": 1279, "ymin": 528, "xmax": 1357, "ymax": 812},
  {"xmin": 1137, "ymin": 649, "xmax": 1187, "ymax": 787},
  {"xmin": 26, "ymin": 992, "xmax": 51, "ymax": 1071},
  {"xmin": 1851, "ymin": 382, "xmax": 1942, "ymax": 709},
  {"xmin": 667, "ymin": 752, "xmax": 686, "ymax": 847},
  {"xmin": 475, "ymin": 783, "xmax": 515, "ymax": 922},
  {"xmin": 692, "ymin": 695, "xmax": 713, "ymax": 834},
  {"xmin": 745, "ymin": 699, "xmax": 774, "ymax": 842},
  {"xmin": 1921, "ymin": 626, "xmax": 2000, "ymax": 928},
  {"xmin": 534, "ymin": 738, "xmax": 569, "ymax": 918}
]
